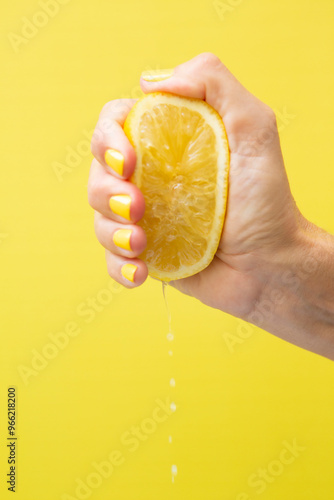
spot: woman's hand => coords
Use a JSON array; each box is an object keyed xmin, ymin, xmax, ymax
[
  {"xmin": 88, "ymin": 53, "xmax": 334, "ymax": 359},
  {"xmin": 88, "ymin": 98, "xmax": 148, "ymax": 287}
]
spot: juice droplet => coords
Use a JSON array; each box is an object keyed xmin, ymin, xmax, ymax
[
  {"xmin": 162, "ymin": 282, "xmax": 177, "ymax": 484},
  {"xmin": 171, "ymin": 464, "xmax": 178, "ymax": 483},
  {"xmin": 162, "ymin": 281, "xmax": 172, "ymax": 334}
]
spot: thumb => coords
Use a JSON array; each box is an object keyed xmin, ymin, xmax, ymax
[
  {"xmin": 140, "ymin": 52, "xmax": 277, "ymax": 156},
  {"xmin": 140, "ymin": 53, "xmax": 248, "ymax": 119}
]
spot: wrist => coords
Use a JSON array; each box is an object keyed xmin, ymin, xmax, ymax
[{"xmin": 247, "ymin": 217, "xmax": 334, "ymax": 359}]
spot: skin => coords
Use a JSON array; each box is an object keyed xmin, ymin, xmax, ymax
[{"xmin": 88, "ymin": 53, "xmax": 334, "ymax": 360}]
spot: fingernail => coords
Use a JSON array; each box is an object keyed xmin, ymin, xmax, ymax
[
  {"xmin": 105, "ymin": 149, "xmax": 124, "ymax": 176},
  {"xmin": 109, "ymin": 195, "xmax": 131, "ymax": 221},
  {"xmin": 113, "ymin": 229, "xmax": 132, "ymax": 251},
  {"xmin": 121, "ymin": 263, "xmax": 137, "ymax": 283},
  {"xmin": 141, "ymin": 69, "xmax": 174, "ymax": 82}
]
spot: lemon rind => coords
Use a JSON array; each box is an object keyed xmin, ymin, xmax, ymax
[{"xmin": 124, "ymin": 92, "xmax": 230, "ymax": 281}]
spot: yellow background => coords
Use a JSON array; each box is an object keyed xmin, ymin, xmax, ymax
[{"xmin": 1, "ymin": 0, "xmax": 334, "ymax": 499}]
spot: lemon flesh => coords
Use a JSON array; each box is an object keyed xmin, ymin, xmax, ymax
[{"xmin": 124, "ymin": 93, "xmax": 229, "ymax": 281}]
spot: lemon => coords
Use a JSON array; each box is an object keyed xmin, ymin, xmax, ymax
[{"xmin": 124, "ymin": 92, "xmax": 229, "ymax": 281}]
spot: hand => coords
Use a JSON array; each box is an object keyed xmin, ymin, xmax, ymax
[
  {"xmin": 88, "ymin": 53, "xmax": 334, "ymax": 359},
  {"xmin": 88, "ymin": 98, "xmax": 149, "ymax": 287},
  {"xmin": 88, "ymin": 53, "xmax": 300, "ymax": 310}
]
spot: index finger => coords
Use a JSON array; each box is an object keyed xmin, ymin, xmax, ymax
[{"xmin": 91, "ymin": 98, "xmax": 137, "ymax": 179}]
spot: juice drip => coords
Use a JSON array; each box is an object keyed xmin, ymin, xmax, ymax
[
  {"xmin": 162, "ymin": 281, "xmax": 177, "ymax": 484},
  {"xmin": 171, "ymin": 464, "xmax": 178, "ymax": 484},
  {"xmin": 162, "ymin": 281, "xmax": 172, "ymax": 337}
]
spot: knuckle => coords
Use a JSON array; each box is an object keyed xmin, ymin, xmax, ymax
[
  {"xmin": 100, "ymin": 100, "xmax": 115, "ymax": 115},
  {"xmin": 198, "ymin": 52, "xmax": 222, "ymax": 70},
  {"xmin": 87, "ymin": 177, "xmax": 101, "ymax": 208},
  {"xmin": 93, "ymin": 212, "xmax": 101, "ymax": 233},
  {"xmin": 98, "ymin": 117, "xmax": 115, "ymax": 137},
  {"xmin": 94, "ymin": 215, "xmax": 108, "ymax": 248},
  {"xmin": 91, "ymin": 120, "xmax": 117, "ymax": 156},
  {"xmin": 106, "ymin": 258, "xmax": 112, "ymax": 274},
  {"xmin": 90, "ymin": 127, "xmax": 105, "ymax": 155},
  {"xmin": 105, "ymin": 253, "xmax": 118, "ymax": 280},
  {"xmin": 101, "ymin": 99, "xmax": 133, "ymax": 116},
  {"xmin": 252, "ymin": 99, "xmax": 278, "ymax": 131}
]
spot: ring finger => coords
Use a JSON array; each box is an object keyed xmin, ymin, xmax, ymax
[{"xmin": 94, "ymin": 212, "xmax": 147, "ymax": 257}]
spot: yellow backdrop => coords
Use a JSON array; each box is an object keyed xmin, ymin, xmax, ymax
[{"xmin": 1, "ymin": 1, "xmax": 334, "ymax": 499}]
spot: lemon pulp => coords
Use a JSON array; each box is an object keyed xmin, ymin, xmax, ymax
[{"xmin": 124, "ymin": 93, "xmax": 229, "ymax": 280}]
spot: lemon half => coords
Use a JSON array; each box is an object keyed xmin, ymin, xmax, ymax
[{"xmin": 124, "ymin": 92, "xmax": 229, "ymax": 281}]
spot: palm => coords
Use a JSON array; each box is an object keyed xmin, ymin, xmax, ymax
[{"xmin": 171, "ymin": 116, "xmax": 297, "ymax": 319}]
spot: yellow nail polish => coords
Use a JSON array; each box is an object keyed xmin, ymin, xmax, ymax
[
  {"xmin": 121, "ymin": 263, "xmax": 137, "ymax": 283},
  {"xmin": 109, "ymin": 195, "xmax": 131, "ymax": 221},
  {"xmin": 104, "ymin": 149, "xmax": 124, "ymax": 176},
  {"xmin": 113, "ymin": 229, "xmax": 132, "ymax": 251},
  {"xmin": 141, "ymin": 69, "xmax": 174, "ymax": 82}
]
